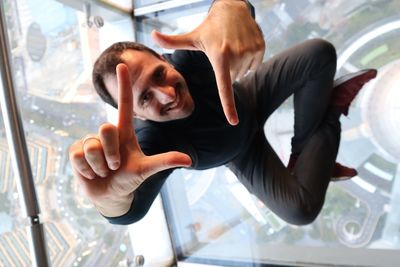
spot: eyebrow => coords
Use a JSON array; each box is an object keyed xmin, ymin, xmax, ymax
[{"xmin": 151, "ymin": 65, "xmax": 165, "ymax": 79}]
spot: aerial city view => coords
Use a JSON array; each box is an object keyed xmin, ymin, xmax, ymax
[{"xmin": 0, "ymin": 0, "xmax": 399, "ymax": 266}]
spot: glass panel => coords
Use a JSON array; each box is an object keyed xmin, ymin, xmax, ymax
[
  {"xmin": 0, "ymin": 78, "xmax": 32, "ymax": 266},
  {"xmin": 135, "ymin": 0, "xmax": 400, "ymax": 266},
  {"xmin": 2, "ymin": 0, "xmax": 136, "ymax": 265}
]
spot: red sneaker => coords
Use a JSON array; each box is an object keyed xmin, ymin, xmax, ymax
[
  {"xmin": 331, "ymin": 69, "xmax": 377, "ymax": 116},
  {"xmin": 287, "ymin": 155, "xmax": 357, "ymax": 182},
  {"xmin": 331, "ymin": 162, "xmax": 357, "ymax": 182}
]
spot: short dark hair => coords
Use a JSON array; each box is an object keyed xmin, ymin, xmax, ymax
[{"xmin": 92, "ymin": 42, "xmax": 162, "ymax": 108}]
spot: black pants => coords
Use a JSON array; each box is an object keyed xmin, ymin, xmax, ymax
[{"xmin": 228, "ymin": 39, "xmax": 341, "ymax": 225}]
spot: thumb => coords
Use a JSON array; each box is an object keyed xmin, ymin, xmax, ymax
[
  {"xmin": 142, "ymin": 151, "xmax": 192, "ymax": 178},
  {"xmin": 151, "ymin": 30, "xmax": 198, "ymax": 50}
]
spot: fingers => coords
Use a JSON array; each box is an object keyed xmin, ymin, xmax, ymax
[
  {"xmin": 82, "ymin": 137, "xmax": 110, "ymax": 178},
  {"xmin": 70, "ymin": 133, "xmax": 113, "ymax": 180},
  {"xmin": 209, "ymin": 53, "xmax": 239, "ymax": 126},
  {"xmin": 151, "ymin": 30, "xmax": 198, "ymax": 50},
  {"xmin": 116, "ymin": 64, "xmax": 136, "ymax": 144},
  {"xmin": 69, "ymin": 141, "xmax": 97, "ymax": 180},
  {"xmin": 99, "ymin": 123, "xmax": 120, "ymax": 170},
  {"xmin": 141, "ymin": 152, "xmax": 192, "ymax": 178}
]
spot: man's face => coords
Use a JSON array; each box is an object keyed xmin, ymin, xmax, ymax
[{"xmin": 105, "ymin": 50, "xmax": 194, "ymax": 122}]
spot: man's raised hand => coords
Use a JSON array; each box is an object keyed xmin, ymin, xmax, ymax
[
  {"xmin": 69, "ymin": 64, "xmax": 192, "ymax": 217},
  {"xmin": 151, "ymin": 0, "xmax": 265, "ymax": 125}
]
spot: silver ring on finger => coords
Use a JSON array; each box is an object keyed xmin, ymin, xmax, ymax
[{"xmin": 82, "ymin": 134, "xmax": 100, "ymax": 145}]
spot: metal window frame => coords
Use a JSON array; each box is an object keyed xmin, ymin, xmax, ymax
[{"xmin": 133, "ymin": 0, "xmax": 208, "ymax": 16}]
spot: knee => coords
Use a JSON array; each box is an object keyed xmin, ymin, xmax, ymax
[
  {"xmin": 280, "ymin": 198, "xmax": 323, "ymax": 226},
  {"xmin": 308, "ymin": 39, "xmax": 337, "ymax": 68},
  {"xmin": 289, "ymin": 208, "xmax": 319, "ymax": 226}
]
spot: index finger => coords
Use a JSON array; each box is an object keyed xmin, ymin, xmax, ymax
[
  {"xmin": 116, "ymin": 63, "xmax": 135, "ymax": 142},
  {"xmin": 209, "ymin": 55, "xmax": 239, "ymax": 126}
]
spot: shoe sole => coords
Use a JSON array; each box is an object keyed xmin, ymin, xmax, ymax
[
  {"xmin": 333, "ymin": 69, "xmax": 377, "ymax": 88},
  {"xmin": 331, "ymin": 176, "xmax": 353, "ymax": 182}
]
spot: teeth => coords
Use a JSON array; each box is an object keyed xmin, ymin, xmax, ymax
[
  {"xmin": 166, "ymin": 103, "xmax": 176, "ymax": 112},
  {"xmin": 165, "ymin": 93, "xmax": 179, "ymax": 113},
  {"xmin": 169, "ymin": 96, "xmax": 179, "ymax": 110}
]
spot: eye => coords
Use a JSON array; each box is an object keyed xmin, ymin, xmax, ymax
[
  {"xmin": 154, "ymin": 67, "xmax": 165, "ymax": 81},
  {"xmin": 142, "ymin": 91, "xmax": 153, "ymax": 104}
]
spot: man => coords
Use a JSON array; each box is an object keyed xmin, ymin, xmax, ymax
[{"xmin": 69, "ymin": 0, "xmax": 377, "ymax": 225}]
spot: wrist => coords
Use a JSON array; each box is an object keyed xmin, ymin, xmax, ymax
[{"xmin": 94, "ymin": 192, "xmax": 134, "ymax": 217}]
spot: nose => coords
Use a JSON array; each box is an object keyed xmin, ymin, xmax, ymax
[{"xmin": 155, "ymin": 85, "xmax": 176, "ymax": 104}]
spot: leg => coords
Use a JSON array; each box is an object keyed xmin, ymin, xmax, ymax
[
  {"xmin": 230, "ymin": 39, "xmax": 339, "ymax": 224},
  {"xmin": 228, "ymin": 108, "xmax": 341, "ymax": 225},
  {"xmin": 236, "ymin": 39, "xmax": 337, "ymax": 155}
]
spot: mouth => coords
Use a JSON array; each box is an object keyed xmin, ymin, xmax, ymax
[{"xmin": 165, "ymin": 94, "xmax": 180, "ymax": 112}]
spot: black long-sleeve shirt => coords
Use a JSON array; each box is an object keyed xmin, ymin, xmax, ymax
[{"xmin": 105, "ymin": 1, "xmax": 256, "ymax": 225}]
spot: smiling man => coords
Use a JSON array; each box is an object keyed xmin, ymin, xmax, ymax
[
  {"xmin": 102, "ymin": 47, "xmax": 195, "ymax": 122},
  {"xmin": 69, "ymin": 0, "xmax": 377, "ymax": 226}
]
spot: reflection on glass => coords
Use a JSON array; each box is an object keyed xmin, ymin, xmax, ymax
[
  {"xmin": 135, "ymin": 0, "xmax": 400, "ymax": 265},
  {"xmin": 2, "ymin": 0, "xmax": 135, "ymax": 265}
]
